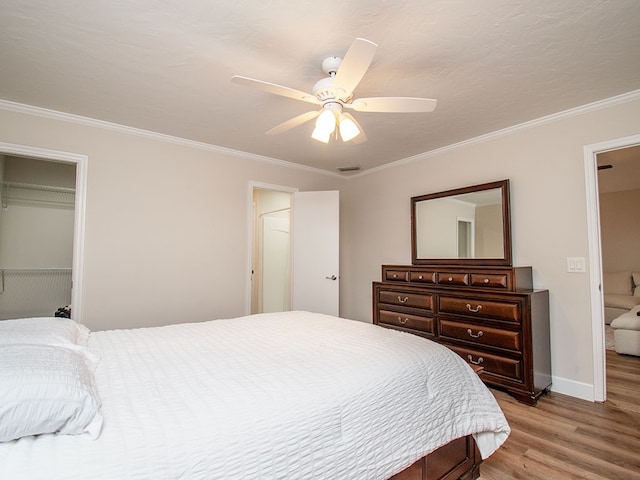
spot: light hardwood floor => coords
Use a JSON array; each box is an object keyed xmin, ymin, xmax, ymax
[{"xmin": 479, "ymin": 350, "xmax": 640, "ymax": 479}]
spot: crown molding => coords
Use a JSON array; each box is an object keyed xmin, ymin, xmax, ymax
[
  {"xmin": 0, "ymin": 99, "xmax": 343, "ymax": 179},
  {"xmin": 3, "ymin": 88, "xmax": 638, "ymax": 181},
  {"xmin": 355, "ymin": 89, "xmax": 640, "ymax": 178}
]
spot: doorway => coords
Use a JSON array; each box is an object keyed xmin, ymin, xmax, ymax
[
  {"xmin": 0, "ymin": 142, "xmax": 87, "ymax": 323},
  {"xmin": 246, "ymin": 183, "xmax": 340, "ymax": 317},
  {"xmin": 584, "ymin": 134, "xmax": 640, "ymax": 402},
  {"xmin": 596, "ymin": 144, "xmax": 640, "ymax": 385},
  {"xmin": 457, "ymin": 218, "xmax": 474, "ymax": 258},
  {"xmin": 251, "ymin": 186, "xmax": 293, "ymax": 314}
]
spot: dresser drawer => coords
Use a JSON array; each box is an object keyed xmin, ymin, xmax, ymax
[
  {"xmin": 437, "ymin": 272, "xmax": 469, "ymax": 286},
  {"xmin": 384, "ymin": 269, "xmax": 409, "ymax": 282},
  {"xmin": 439, "ymin": 296, "xmax": 521, "ymax": 323},
  {"xmin": 379, "ymin": 290, "xmax": 434, "ymax": 310},
  {"xmin": 375, "ymin": 267, "xmax": 550, "ymax": 406},
  {"xmin": 409, "ymin": 271, "xmax": 437, "ymax": 284},
  {"xmin": 440, "ymin": 319, "xmax": 521, "ymax": 351},
  {"xmin": 447, "ymin": 345, "xmax": 523, "ymax": 381},
  {"xmin": 379, "ymin": 310, "xmax": 434, "ymax": 334},
  {"xmin": 470, "ymin": 273, "xmax": 508, "ymax": 289}
]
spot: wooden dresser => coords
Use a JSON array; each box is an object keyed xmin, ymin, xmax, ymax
[{"xmin": 373, "ymin": 264, "xmax": 551, "ymax": 405}]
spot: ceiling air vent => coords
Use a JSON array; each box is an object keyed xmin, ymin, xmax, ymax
[{"xmin": 337, "ymin": 166, "xmax": 360, "ymax": 172}]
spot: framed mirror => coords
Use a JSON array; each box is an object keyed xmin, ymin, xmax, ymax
[{"xmin": 411, "ymin": 179, "xmax": 511, "ymax": 265}]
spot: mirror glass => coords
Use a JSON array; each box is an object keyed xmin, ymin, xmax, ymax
[{"xmin": 411, "ymin": 180, "xmax": 511, "ymax": 265}]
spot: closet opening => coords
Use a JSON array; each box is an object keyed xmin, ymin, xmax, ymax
[
  {"xmin": 0, "ymin": 143, "xmax": 86, "ymax": 323},
  {"xmin": 0, "ymin": 156, "xmax": 75, "ymax": 319}
]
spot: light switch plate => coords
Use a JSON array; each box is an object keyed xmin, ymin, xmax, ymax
[{"xmin": 567, "ymin": 257, "xmax": 586, "ymax": 273}]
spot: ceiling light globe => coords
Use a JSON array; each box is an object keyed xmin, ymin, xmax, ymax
[
  {"xmin": 339, "ymin": 115, "xmax": 360, "ymax": 142},
  {"xmin": 311, "ymin": 126, "xmax": 331, "ymax": 143},
  {"xmin": 316, "ymin": 109, "xmax": 337, "ymax": 133}
]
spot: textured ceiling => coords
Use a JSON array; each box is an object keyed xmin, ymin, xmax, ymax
[{"xmin": 1, "ymin": 1, "xmax": 640, "ymax": 174}]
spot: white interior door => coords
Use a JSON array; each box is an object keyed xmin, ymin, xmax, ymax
[
  {"xmin": 261, "ymin": 216, "xmax": 290, "ymax": 313},
  {"xmin": 291, "ymin": 191, "xmax": 339, "ymax": 316}
]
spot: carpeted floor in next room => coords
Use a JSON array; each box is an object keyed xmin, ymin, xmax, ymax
[{"xmin": 605, "ymin": 325, "xmax": 615, "ymax": 351}]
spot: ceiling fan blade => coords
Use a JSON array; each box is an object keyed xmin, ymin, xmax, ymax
[
  {"xmin": 332, "ymin": 38, "xmax": 377, "ymax": 99},
  {"xmin": 231, "ymin": 76, "xmax": 320, "ymax": 105},
  {"xmin": 265, "ymin": 110, "xmax": 320, "ymax": 136},
  {"xmin": 342, "ymin": 113, "xmax": 367, "ymax": 144},
  {"xmin": 349, "ymin": 96, "xmax": 437, "ymax": 113}
]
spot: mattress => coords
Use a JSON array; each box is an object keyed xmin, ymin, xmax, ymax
[{"xmin": 0, "ymin": 311, "xmax": 509, "ymax": 479}]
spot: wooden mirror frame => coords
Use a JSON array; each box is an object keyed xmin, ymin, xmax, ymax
[{"xmin": 411, "ymin": 179, "xmax": 512, "ymax": 266}]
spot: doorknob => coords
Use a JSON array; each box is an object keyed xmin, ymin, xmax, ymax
[{"xmin": 325, "ymin": 275, "xmax": 337, "ymax": 280}]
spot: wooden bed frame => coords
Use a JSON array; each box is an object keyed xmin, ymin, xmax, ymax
[{"xmin": 388, "ymin": 435, "xmax": 481, "ymax": 480}]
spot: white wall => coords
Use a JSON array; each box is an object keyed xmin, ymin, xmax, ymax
[
  {"xmin": 599, "ymin": 188, "xmax": 640, "ymax": 274},
  {"xmin": 0, "ymin": 107, "xmax": 346, "ymax": 331},
  {"xmin": 0, "ymin": 204, "xmax": 73, "ymax": 267},
  {"xmin": 341, "ymin": 95, "xmax": 640, "ymax": 398},
  {"xmin": 476, "ymin": 204, "xmax": 503, "ymax": 258},
  {"xmin": 415, "ymin": 198, "xmax": 475, "ymax": 258}
]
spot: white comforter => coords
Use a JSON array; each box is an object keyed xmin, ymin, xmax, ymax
[{"xmin": 0, "ymin": 311, "xmax": 509, "ymax": 479}]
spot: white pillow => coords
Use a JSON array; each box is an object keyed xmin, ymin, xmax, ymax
[
  {"xmin": 603, "ymin": 271, "xmax": 633, "ymax": 295},
  {"xmin": 0, "ymin": 317, "xmax": 90, "ymax": 348},
  {"xmin": 0, "ymin": 344, "xmax": 103, "ymax": 442}
]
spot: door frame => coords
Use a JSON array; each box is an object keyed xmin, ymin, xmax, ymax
[
  {"xmin": 245, "ymin": 181, "xmax": 297, "ymax": 315},
  {"xmin": 584, "ymin": 133, "xmax": 640, "ymax": 402},
  {"xmin": 456, "ymin": 217, "xmax": 474, "ymax": 258},
  {"xmin": 0, "ymin": 142, "xmax": 87, "ymax": 324}
]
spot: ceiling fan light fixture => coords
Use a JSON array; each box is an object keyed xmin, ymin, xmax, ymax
[
  {"xmin": 311, "ymin": 126, "xmax": 332, "ymax": 143},
  {"xmin": 339, "ymin": 114, "xmax": 360, "ymax": 141},
  {"xmin": 233, "ymin": 38, "xmax": 437, "ymax": 147},
  {"xmin": 315, "ymin": 107, "xmax": 338, "ymax": 133}
]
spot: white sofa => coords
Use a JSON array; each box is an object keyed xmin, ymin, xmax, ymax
[
  {"xmin": 603, "ymin": 271, "xmax": 640, "ymax": 324},
  {"xmin": 611, "ymin": 305, "xmax": 640, "ymax": 356}
]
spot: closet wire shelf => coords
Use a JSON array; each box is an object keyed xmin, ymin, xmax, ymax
[{"xmin": 1, "ymin": 181, "xmax": 76, "ymax": 209}]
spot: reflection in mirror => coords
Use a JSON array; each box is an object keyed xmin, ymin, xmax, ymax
[
  {"xmin": 415, "ymin": 189, "xmax": 503, "ymax": 258},
  {"xmin": 411, "ymin": 180, "xmax": 511, "ymax": 265}
]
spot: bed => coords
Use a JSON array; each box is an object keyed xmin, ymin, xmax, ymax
[{"xmin": 0, "ymin": 311, "xmax": 509, "ymax": 480}]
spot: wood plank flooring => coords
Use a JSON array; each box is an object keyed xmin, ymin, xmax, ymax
[{"xmin": 479, "ymin": 350, "xmax": 640, "ymax": 479}]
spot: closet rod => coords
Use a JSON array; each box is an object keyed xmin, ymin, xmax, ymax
[
  {"xmin": 0, "ymin": 268, "xmax": 72, "ymax": 272},
  {"xmin": 259, "ymin": 207, "xmax": 290, "ymax": 217},
  {"xmin": 1, "ymin": 181, "xmax": 75, "ymax": 194}
]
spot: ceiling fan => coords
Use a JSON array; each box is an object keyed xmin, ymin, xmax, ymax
[{"xmin": 231, "ymin": 38, "xmax": 437, "ymax": 144}]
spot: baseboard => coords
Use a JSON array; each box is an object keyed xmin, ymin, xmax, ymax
[{"xmin": 549, "ymin": 376, "xmax": 595, "ymax": 402}]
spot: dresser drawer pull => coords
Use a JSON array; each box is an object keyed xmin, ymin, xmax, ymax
[
  {"xmin": 397, "ymin": 296, "xmax": 409, "ymax": 303},
  {"xmin": 398, "ymin": 317, "xmax": 408, "ymax": 325},
  {"xmin": 467, "ymin": 328, "xmax": 484, "ymax": 338},
  {"xmin": 418, "ymin": 275, "xmax": 423, "ymax": 279},
  {"xmin": 466, "ymin": 303, "xmax": 483, "ymax": 313},
  {"xmin": 467, "ymin": 355, "xmax": 484, "ymax": 365},
  {"xmin": 483, "ymin": 278, "xmax": 490, "ymax": 283},
  {"xmin": 392, "ymin": 274, "xmax": 398, "ymax": 278},
  {"xmin": 448, "ymin": 276, "xmax": 454, "ymax": 282}
]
